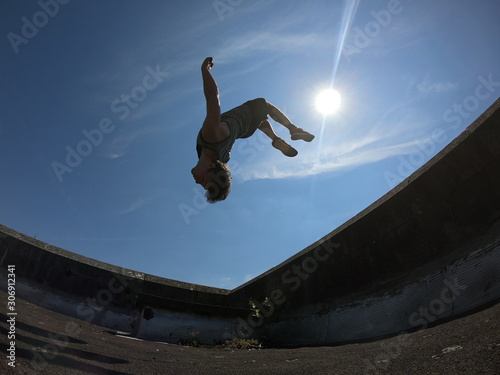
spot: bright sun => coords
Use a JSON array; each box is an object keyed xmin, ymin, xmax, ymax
[{"xmin": 315, "ymin": 89, "xmax": 341, "ymax": 115}]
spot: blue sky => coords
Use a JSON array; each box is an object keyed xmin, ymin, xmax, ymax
[{"xmin": 1, "ymin": 0, "xmax": 499, "ymax": 289}]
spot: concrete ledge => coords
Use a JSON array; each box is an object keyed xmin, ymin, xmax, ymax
[
  {"xmin": 1, "ymin": 98, "xmax": 499, "ymax": 346},
  {"xmin": 0, "ymin": 224, "xmax": 239, "ymax": 337}
]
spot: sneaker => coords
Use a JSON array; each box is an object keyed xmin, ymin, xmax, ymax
[
  {"xmin": 272, "ymin": 137, "xmax": 298, "ymax": 157},
  {"xmin": 291, "ymin": 128, "xmax": 315, "ymax": 142}
]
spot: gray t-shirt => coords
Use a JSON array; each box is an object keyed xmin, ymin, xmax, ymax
[{"xmin": 196, "ymin": 102, "xmax": 255, "ymax": 163}]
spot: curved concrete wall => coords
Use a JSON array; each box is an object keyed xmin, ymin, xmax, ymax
[
  {"xmin": 1, "ymin": 98, "xmax": 499, "ymax": 347},
  {"xmin": 0, "ymin": 227, "xmax": 238, "ymax": 345}
]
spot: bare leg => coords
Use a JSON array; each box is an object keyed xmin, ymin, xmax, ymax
[
  {"xmin": 258, "ymin": 119, "xmax": 278, "ymax": 139},
  {"xmin": 266, "ymin": 102, "xmax": 296, "ymax": 131},
  {"xmin": 266, "ymin": 101, "xmax": 315, "ymax": 142},
  {"xmin": 258, "ymin": 120, "xmax": 297, "ymax": 157}
]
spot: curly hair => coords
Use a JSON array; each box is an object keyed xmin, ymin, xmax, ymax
[{"xmin": 205, "ymin": 160, "xmax": 232, "ymax": 203}]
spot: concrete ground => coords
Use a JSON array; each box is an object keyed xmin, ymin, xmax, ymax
[{"xmin": 0, "ymin": 290, "xmax": 498, "ymax": 375}]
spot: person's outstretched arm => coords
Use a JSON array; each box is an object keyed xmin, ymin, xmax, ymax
[{"xmin": 201, "ymin": 57, "xmax": 221, "ymax": 140}]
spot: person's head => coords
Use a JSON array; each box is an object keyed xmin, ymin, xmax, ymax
[{"xmin": 191, "ymin": 160, "xmax": 231, "ymax": 203}]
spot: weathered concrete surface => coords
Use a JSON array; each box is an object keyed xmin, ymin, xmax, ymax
[
  {"xmin": 0, "ymin": 290, "xmax": 498, "ymax": 375},
  {"xmin": 0, "ymin": 98, "xmax": 499, "ymax": 348}
]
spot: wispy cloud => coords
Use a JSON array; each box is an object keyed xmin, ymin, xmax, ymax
[
  {"xmin": 103, "ymin": 125, "xmax": 164, "ymax": 159},
  {"xmin": 240, "ymin": 139, "xmax": 420, "ymax": 181},
  {"xmin": 237, "ymin": 104, "xmax": 433, "ymax": 181},
  {"xmin": 214, "ymin": 31, "xmax": 334, "ymax": 63},
  {"xmin": 416, "ymin": 76, "xmax": 458, "ymax": 95},
  {"xmin": 118, "ymin": 197, "xmax": 149, "ymax": 215},
  {"xmin": 117, "ymin": 189, "xmax": 164, "ymax": 216},
  {"xmin": 104, "ymin": 129, "xmax": 141, "ymax": 159}
]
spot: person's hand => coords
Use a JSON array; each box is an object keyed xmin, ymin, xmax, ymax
[{"xmin": 202, "ymin": 57, "xmax": 214, "ymax": 71}]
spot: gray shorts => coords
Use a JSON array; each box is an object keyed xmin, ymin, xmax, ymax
[{"xmin": 221, "ymin": 98, "xmax": 268, "ymax": 139}]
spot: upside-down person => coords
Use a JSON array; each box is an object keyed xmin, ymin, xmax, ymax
[{"xmin": 191, "ymin": 57, "xmax": 315, "ymax": 203}]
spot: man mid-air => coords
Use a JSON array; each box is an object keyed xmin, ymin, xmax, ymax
[{"xmin": 191, "ymin": 57, "xmax": 315, "ymax": 203}]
